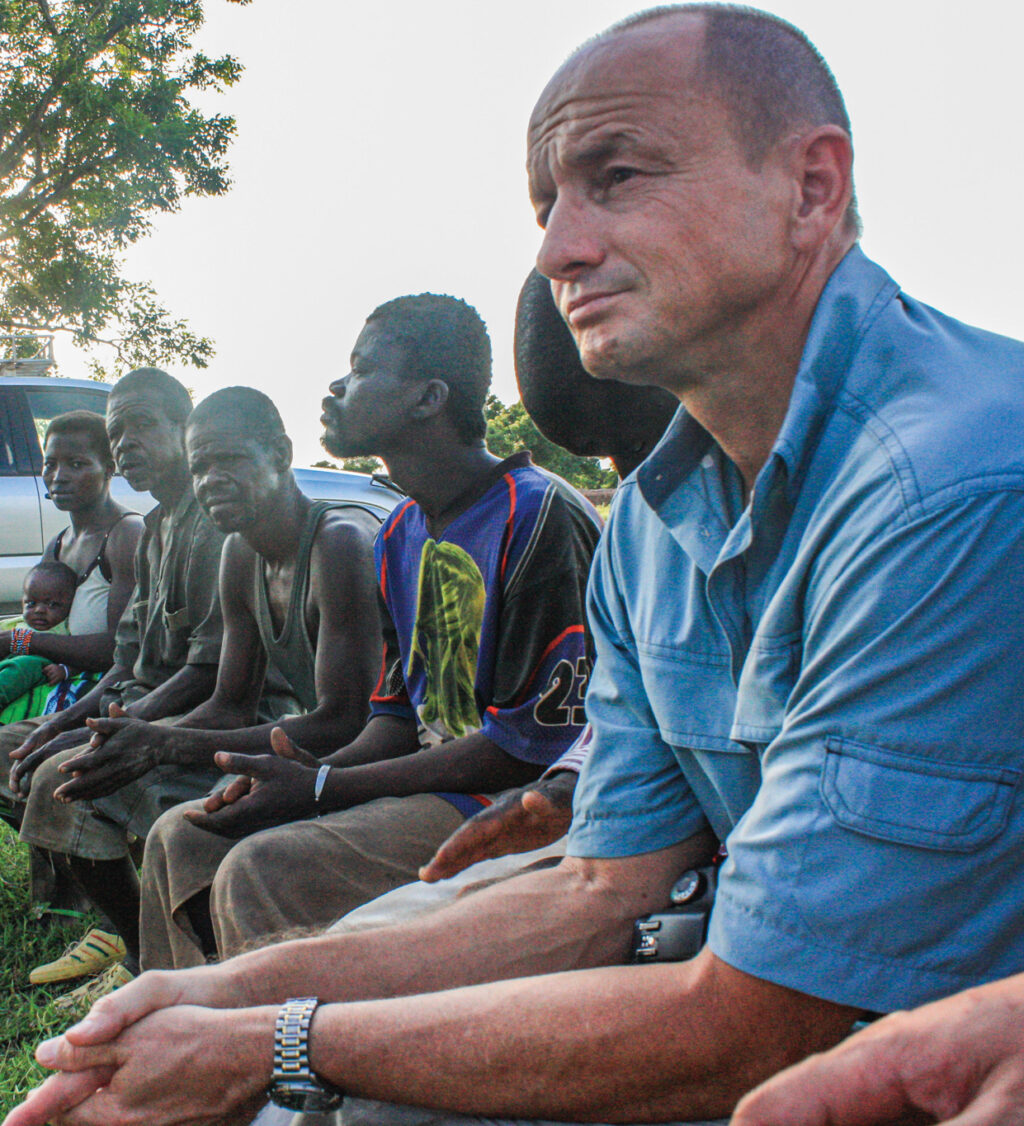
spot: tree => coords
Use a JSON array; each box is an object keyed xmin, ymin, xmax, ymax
[
  {"xmin": 0, "ymin": 0, "xmax": 247, "ymax": 374},
  {"xmin": 311, "ymin": 456, "xmax": 386, "ymax": 475},
  {"xmin": 484, "ymin": 394, "xmax": 616, "ymax": 491}
]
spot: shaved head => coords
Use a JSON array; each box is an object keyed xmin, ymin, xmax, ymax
[{"xmin": 552, "ymin": 4, "xmax": 859, "ymax": 232}]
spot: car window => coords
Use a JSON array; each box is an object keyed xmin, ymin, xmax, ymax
[
  {"xmin": 24, "ymin": 386, "xmax": 110, "ymax": 459},
  {"xmin": 0, "ymin": 397, "xmax": 16, "ymax": 472},
  {"xmin": 0, "ymin": 388, "xmax": 36, "ymax": 476}
]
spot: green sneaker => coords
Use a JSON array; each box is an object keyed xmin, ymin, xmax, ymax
[{"xmin": 29, "ymin": 927, "xmax": 126, "ymax": 985}]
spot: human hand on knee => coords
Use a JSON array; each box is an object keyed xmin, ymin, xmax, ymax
[
  {"xmin": 9, "ymin": 725, "xmax": 88, "ymax": 796},
  {"xmin": 419, "ymin": 769, "xmax": 576, "ymax": 882},
  {"xmin": 5, "ymin": 1003, "xmax": 274, "ymax": 1126},
  {"xmin": 52, "ymin": 709, "xmax": 162, "ymax": 803},
  {"xmin": 184, "ymin": 727, "xmax": 322, "ymax": 839}
]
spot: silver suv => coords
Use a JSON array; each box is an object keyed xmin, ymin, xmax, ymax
[{"xmin": 0, "ymin": 375, "xmax": 401, "ymax": 613}]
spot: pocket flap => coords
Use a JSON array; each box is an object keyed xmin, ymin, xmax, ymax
[
  {"xmin": 163, "ymin": 606, "xmax": 189, "ymax": 631},
  {"xmin": 821, "ymin": 737, "xmax": 1018, "ymax": 852}
]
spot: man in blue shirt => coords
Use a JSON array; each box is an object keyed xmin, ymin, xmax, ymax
[{"xmin": 10, "ymin": 6, "xmax": 1024, "ymax": 1126}]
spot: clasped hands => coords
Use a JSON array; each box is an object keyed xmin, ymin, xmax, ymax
[
  {"xmin": 8, "ymin": 703, "xmax": 156, "ymax": 800},
  {"xmin": 184, "ymin": 726, "xmax": 330, "ymax": 839},
  {"xmin": 1, "ymin": 970, "xmax": 274, "ymax": 1126}
]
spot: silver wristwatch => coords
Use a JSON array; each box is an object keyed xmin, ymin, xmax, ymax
[{"xmin": 268, "ymin": 996, "xmax": 344, "ymax": 1112}]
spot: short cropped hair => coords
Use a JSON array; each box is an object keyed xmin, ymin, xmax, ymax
[
  {"xmin": 44, "ymin": 410, "xmax": 114, "ymax": 465},
  {"xmin": 604, "ymin": 4, "xmax": 860, "ymax": 232},
  {"xmin": 366, "ymin": 294, "xmax": 492, "ymax": 445},
  {"xmin": 110, "ymin": 367, "xmax": 193, "ymax": 424},
  {"xmin": 25, "ymin": 559, "xmax": 78, "ymax": 598},
  {"xmin": 188, "ymin": 386, "xmax": 288, "ymax": 447}
]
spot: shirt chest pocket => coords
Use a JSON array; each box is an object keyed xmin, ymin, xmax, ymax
[
  {"xmin": 732, "ymin": 631, "xmax": 801, "ymax": 747},
  {"xmin": 636, "ymin": 641, "xmax": 742, "ymax": 753}
]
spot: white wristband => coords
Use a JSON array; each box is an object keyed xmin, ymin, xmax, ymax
[{"xmin": 313, "ymin": 763, "xmax": 331, "ymax": 803}]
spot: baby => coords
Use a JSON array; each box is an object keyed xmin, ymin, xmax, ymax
[{"xmin": 0, "ymin": 560, "xmax": 79, "ymax": 720}]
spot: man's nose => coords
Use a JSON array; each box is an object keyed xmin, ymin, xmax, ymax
[
  {"xmin": 535, "ymin": 194, "xmax": 605, "ymax": 282},
  {"xmin": 113, "ymin": 429, "xmax": 137, "ymax": 455},
  {"xmin": 327, "ymin": 375, "xmax": 348, "ymax": 398}
]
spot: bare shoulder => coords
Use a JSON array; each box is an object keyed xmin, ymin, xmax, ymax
[
  {"xmin": 312, "ymin": 507, "xmax": 380, "ymax": 560},
  {"xmin": 221, "ymin": 531, "xmax": 258, "ymax": 572},
  {"xmin": 310, "ymin": 508, "xmax": 379, "ymax": 598},
  {"xmin": 105, "ymin": 511, "xmax": 146, "ymax": 564}
]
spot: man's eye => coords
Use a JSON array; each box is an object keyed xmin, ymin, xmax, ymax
[{"xmin": 608, "ymin": 167, "xmax": 638, "ymax": 186}]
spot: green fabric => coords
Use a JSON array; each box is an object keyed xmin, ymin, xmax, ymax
[
  {"xmin": 0, "ymin": 619, "xmax": 86, "ymax": 720},
  {"xmin": 0, "ymin": 618, "xmax": 72, "ymax": 709},
  {"xmin": 0, "ymin": 654, "xmax": 51, "ymax": 708},
  {"xmin": 0, "ymin": 678, "xmax": 53, "ymax": 724}
]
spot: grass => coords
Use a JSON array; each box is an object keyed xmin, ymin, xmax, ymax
[{"xmin": 0, "ymin": 822, "xmax": 95, "ymax": 1118}]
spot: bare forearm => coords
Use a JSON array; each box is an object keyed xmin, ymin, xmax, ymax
[
  {"xmin": 219, "ymin": 839, "xmax": 712, "ymax": 1008},
  {"xmin": 319, "ymin": 732, "xmax": 540, "ymax": 810},
  {"xmin": 126, "ymin": 664, "xmax": 218, "ymax": 723},
  {"xmin": 305, "ymin": 956, "xmax": 856, "ymax": 1121},
  {"xmin": 160, "ymin": 708, "xmax": 375, "ymax": 768},
  {"xmin": 17, "ymin": 630, "xmax": 115, "ymax": 672},
  {"xmin": 323, "ymin": 714, "xmax": 420, "ymax": 768}
]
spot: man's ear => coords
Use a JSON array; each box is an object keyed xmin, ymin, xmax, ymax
[
  {"xmin": 272, "ymin": 434, "xmax": 293, "ymax": 472},
  {"xmin": 411, "ymin": 379, "xmax": 450, "ymax": 422},
  {"xmin": 787, "ymin": 125, "xmax": 854, "ymax": 251}
]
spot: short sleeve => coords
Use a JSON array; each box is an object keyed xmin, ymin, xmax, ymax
[
  {"xmin": 568, "ymin": 522, "xmax": 708, "ymax": 859},
  {"xmin": 710, "ymin": 489, "xmax": 1024, "ymax": 1012},
  {"xmin": 112, "ymin": 554, "xmax": 144, "ymax": 672},
  {"xmin": 482, "ymin": 491, "xmax": 598, "ymax": 766},
  {"xmin": 370, "ymin": 591, "xmax": 415, "ymax": 723}
]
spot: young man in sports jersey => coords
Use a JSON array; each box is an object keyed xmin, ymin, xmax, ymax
[
  {"xmin": 140, "ymin": 292, "xmax": 601, "ymax": 963},
  {"xmin": 24, "ymin": 386, "xmax": 384, "ymax": 992}
]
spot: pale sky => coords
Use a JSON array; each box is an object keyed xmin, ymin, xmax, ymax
[{"xmin": 57, "ymin": 0, "xmax": 1024, "ymax": 465}]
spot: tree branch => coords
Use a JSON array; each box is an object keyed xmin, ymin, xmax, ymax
[{"xmin": 33, "ymin": 0, "xmax": 59, "ymax": 38}]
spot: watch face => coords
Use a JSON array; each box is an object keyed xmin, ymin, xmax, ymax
[{"xmin": 269, "ymin": 1080, "xmax": 344, "ymax": 1112}]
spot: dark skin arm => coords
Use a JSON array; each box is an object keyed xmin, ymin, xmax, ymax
[
  {"xmin": 8, "ymin": 663, "xmax": 130, "ymax": 795},
  {"xmin": 51, "ymin": 517, "xmax": 381, "ymax": 803},
  {"xmin": 39, "ymin": 664, "xmax": 219, "ymax": 801},
  {"xmin": 420, "ymin": 768, "xmax": 577, "ymax": 881},
  {"xmin": 3, "ymin": 517, "xmax": 144, "ymax": 671},
  {"xmin": 186, "ymin": 721, "xmax": 540, "ymax": 838},
  {"xmin": 10, "ymin": 662, "xmax": 217, "ymax": 799}
]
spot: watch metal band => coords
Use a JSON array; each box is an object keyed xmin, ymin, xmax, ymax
[
  {"xmin": 274, "ymin": 996, "xmax": 319, "ymax": 1081},
  {"xmin": 269, "ymin": 996, "xmax": 344, "ymax": 1112},
  {"xmin": 314, "ymin": 764, "xmax": 331, "ymax": 803}
]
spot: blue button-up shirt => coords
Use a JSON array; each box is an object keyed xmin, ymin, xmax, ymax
[{"xmin": 570, "ymin": 246, "xmax": 1024, "ymax": 1013}]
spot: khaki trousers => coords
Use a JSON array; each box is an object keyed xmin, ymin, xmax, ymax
[
  {"xmin": 0, "ymin": 716, "xmax": 46, "ymax": 807},
  {"xmin": 0, "ymin": 715, "xmax": 220, "ymax": 861},
  {"xmin": 140, "ymin": 793, "xmax": 466, "ymax": 966}
]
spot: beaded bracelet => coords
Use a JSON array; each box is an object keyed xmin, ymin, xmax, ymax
[{"xmin": 11, "ymin": 627, "xmax": 33, "ymax": 656}]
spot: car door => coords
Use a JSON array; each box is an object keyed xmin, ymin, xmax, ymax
[{"xmin": 0, "ymin": 385, "xmax": 49, "ymax": 611}]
